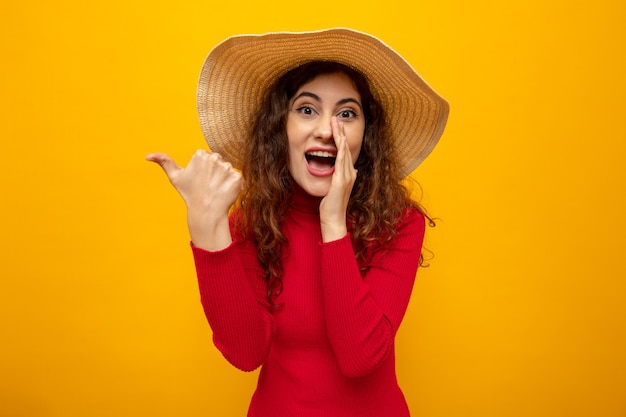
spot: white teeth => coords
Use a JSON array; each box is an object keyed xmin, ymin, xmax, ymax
[{"xmin": 306, "ymin": 151, "xmax": 335, "ymax": 158}]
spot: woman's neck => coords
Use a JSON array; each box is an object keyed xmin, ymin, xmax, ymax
[{"xmin": 289, "ymin": 183, "xmax": 323, "ymax": 215}]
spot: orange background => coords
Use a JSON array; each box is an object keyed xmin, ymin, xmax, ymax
[{"xmin": 1, "ymin": 1, "xmax": 625, "ymax": 416}]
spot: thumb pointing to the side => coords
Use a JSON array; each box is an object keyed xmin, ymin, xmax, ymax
[{"xmin": 145, "ymin": 152, "xmax": 182, "ymax": 180}]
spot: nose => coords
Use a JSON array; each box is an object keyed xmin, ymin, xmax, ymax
[{"xmin": 313, "ymin": 115, "xmax": 333, "ymax": 142}]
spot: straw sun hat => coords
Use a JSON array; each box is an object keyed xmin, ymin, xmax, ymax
[{"xmin": 197, "ymin": 28, "xmax": 449, "ymax": 177}]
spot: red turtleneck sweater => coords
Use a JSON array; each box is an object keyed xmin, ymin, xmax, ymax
[{"xmin": 191, "ymin": 186, "xmax": 425, "ymax": 417}]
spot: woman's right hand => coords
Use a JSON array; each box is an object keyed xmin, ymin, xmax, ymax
[{"xmin": 146, "ymin": 150, "xmax": 243, "ymax": 251}]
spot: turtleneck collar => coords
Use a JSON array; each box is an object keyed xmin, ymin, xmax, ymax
[{"xmin": 289, "ymin": 183, "xmax": 323, "ymax": 215}]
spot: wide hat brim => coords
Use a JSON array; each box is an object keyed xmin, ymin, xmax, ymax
[{"xmin": 197, "ymin": 28, "xmax": 449, "ymax": 177}]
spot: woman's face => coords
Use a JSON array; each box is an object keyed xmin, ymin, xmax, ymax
[{"xmin": 286, "ymin": 72, "xmax": 365, "ymax": 197}]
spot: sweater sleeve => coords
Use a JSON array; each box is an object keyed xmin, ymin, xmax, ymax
[
  {"xmin": 191, "ymin": 235, "xmax": 274, "ymax": 372},
  {"xmin": 320, "ymin": 208, "xmax": 425, "ymax": 378}
]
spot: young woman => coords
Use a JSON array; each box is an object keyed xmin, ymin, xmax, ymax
[{"xmin": 147, "ymin": 28, "xmax": 448, "ymax": 417}]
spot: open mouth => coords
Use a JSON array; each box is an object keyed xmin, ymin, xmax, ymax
[{"xmin": 305, "ymin": 150, "xmax": 336, "ymax": 170}]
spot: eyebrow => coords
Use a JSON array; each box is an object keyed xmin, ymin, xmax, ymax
[{"xmin": 292, "ymin": 91, "xmax": 363, "ymax": 110}]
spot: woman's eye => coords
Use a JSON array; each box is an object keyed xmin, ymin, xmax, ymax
[
  {"xmin": 338, "ymin": 109, "xmax": 357, "ymax": 119},
  {"xmin": 296, "ymin": 106, "xmax": 315, "ymax": 115}
]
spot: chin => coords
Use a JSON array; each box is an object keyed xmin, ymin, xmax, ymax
[
  {"xmin": 297, "ymin": 180, "xmax": 331, "ymax": 197},
  {"xmin": 306, "ymin": 188, "xmax": 329, "ymax": 197}
]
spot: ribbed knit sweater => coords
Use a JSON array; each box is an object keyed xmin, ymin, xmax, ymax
[{"xmin": 191, "ymin": 186, "xmax": 425, "ymax": 417}]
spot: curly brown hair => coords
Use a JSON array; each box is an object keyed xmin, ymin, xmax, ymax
[{"xmin": 234, "ymin": 61, "xmax": 432, "ymax": 305}]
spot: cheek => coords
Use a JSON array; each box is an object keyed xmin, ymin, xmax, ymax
[
  {"xmin": 286, "ymin": 127, "xmax": 303, "ymax": 172},
  {"xmin": 348, "ymin": 126, "xmax": 365, "ymax": 161},
  {"xmin": 285, "ymin": 123, "xmax": 298, "ymax": 154},
  {"xmin": 286, "ymin": 117, "xmax": 304, "ymax": 148},
  {"xmin": 350, "ymin": 147, "xmax": 362, "ymax": 164}
]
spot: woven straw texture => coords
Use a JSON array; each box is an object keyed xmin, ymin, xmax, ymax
[{"xmin": 197, "ymin": 28, "xmax": 449, "ymax": 177}]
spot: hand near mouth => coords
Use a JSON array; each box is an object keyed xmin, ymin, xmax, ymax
[{"xmin": 320, "ymin": 117, "xmax": 358, "ymax": 243}]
